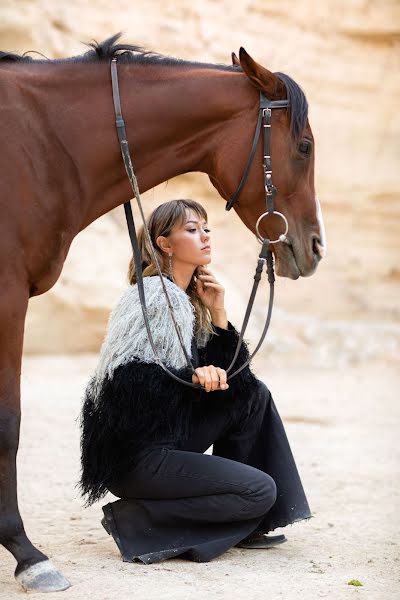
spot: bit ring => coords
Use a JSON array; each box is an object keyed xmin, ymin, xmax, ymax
[{"xmin": 256, "ymin": 211, "xmax": 289, "ymax": 244}]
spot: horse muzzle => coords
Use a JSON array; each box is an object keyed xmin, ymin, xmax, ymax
[{"xmin": 274, "ymin": 234, "xmax": 324, "ymax": 279}]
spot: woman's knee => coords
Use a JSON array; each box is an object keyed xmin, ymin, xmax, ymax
[
  {"xmin": 247, "ymin": 380, "xmax": 272, "ymax": 417},
  {"xmin": 241, "ymin": 472, "xmax": 277, "ymax": 519},
  {"xmin": 255, "ymin": 473, "xmax": 277, "ymax": 514}
]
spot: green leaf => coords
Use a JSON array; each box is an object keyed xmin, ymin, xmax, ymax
[{"xmin": 347, "ymin": 579, "xmax": 363, "ymax": 587}]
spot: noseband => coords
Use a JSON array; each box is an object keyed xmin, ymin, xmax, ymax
[
  {"xmin": 110, "ymin": 58, "xmax": 290, "ymax": 389},
  {"xmin": 226, "ymin": 91, "xmax": 289, "ymax": 245}
]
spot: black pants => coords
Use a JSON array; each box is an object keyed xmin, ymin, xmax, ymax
[{"xmin": 105, "ymin": 380, "xmax": 311, "ymax": 563}]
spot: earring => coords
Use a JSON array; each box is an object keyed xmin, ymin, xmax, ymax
[{"xmin": 168, "ymin": 252, "xmax": 175, "ymax": 283}]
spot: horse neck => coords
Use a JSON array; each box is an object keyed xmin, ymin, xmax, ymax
[{"xmin": 30, "ymin": 62, "xmax": 254, "ymax": 229}]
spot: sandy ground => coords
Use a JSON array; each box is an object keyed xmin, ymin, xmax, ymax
[{"xmin": 0, "ymin": 355, "xmax": 399, "ymax": 600}]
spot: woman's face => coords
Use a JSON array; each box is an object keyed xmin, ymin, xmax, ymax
[{"xmin": 160, "ymin": 209, "xmax": 211, "ymax": 268}]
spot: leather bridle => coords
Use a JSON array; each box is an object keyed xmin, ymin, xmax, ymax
[
  {"xmin": 226, "ymin": 90, "xmax": 289, "ymax": 246},
  {"xmin": 110, "ymin": 57, "xmax": 290, "ymax": 389}
]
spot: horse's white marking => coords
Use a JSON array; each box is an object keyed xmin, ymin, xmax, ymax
[
  {"xmin": 15, "ymin": 559, "xmax": 71, "ymax": 592},
  {"xmin": 315, "ymin": 196, "xmax": 327, "ymax": 256}
]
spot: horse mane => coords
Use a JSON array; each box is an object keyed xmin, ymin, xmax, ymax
[
  {"xmin": 0, "ymin": 33, "xmax": 308, "ymax": 140},
  {"xmin": 0, "ymin": 33, "xmax": 238, "ymax": 69}
]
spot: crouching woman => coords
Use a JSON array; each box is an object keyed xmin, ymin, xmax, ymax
[{"xmin": 79, "ymin": 198, "xmax": 311, "ymax": 564}]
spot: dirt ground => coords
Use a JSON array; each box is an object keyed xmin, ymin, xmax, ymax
[{"xmin": 0, "ymin": 355, "xmax": 399, "ymax": 600}]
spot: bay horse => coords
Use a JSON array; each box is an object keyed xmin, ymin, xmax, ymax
[{"xmin": 0, "ymin": 33, "xmax": 325, "ymax": 592}]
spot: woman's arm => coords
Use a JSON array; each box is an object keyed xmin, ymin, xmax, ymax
[
  {"xmin": 196, "ymin": 266, "xmax": 258, "ymax": 394},
  {"xmin": 199, "ymin": 321, "xmax": 259, "ymax": 397},
  {"xmin": 209, "ymin": 308, "xmax": 228, "ymax": 330}
]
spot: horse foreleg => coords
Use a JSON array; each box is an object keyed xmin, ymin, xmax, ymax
[{"xmin": 0, "ymin": 286, "xmax": 71, "ymax": 592}]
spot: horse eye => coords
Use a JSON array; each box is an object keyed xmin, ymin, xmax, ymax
[{"xmin": 298, "ymin": 140, "xmax": 311, "ymax": 157}]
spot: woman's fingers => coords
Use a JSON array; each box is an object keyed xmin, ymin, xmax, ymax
[
  {"xmin": 216, "ymin": 367, "xmax": 229, "ymax": 390},
  {"xmin": 198, "ymin": 268, "xmax": 218, "ymax": 283},
  {"xmin": 197, "ymin": 273, "xmax": 223, "ymax": 289},
  {"xmin": 192, "ymin": 368, "xmax": 205, "ymax": 387},
  {"xmin": 198, "ymin": 274, "xmax": 214, "ymax": 281},
  {"xmin": 199, "ymin": 282, "xmax": 220, "ymax": 288},
  {"xmin": 192, "ymin": 366, "xmax": 229, "ymax": 392},
  {"xmin": 208, "ymin": 365, "xmax": 220, "ymax": 392},
  {"xmin": 201, "ymin": 365, "xmax": 214, "ymax": 392},
  {"xmin": 192, "ymin": 367, "xmax": 211, "ymax": 390}
]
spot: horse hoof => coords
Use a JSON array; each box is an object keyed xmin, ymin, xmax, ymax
[{"xmin": 15, "ymin": 559, "xmax": 71, "ymax": 592}]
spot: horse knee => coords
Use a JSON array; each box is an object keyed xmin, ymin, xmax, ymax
[
  {"xmin": 0, "ymin": 514, "xmax": 25, "ymax": 546},
  {"xmin": 0, "ymin": 408, "xmax": 20, "ymax": 452}
]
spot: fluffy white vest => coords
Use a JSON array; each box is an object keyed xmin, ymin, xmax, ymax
[{"xmin": 93, "ymin": 276, "xmax": 210, "ymax": 387}]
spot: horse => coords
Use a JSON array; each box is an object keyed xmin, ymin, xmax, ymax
[{"xmin": 0, "ymin": 33, "xmax": 325, "ymax": 592}]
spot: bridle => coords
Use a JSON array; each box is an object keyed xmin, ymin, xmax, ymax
[
  {"xmin": 110, "ymin": 57, "xmax": 289, "ymax": 389},
  {"xmin": 225, "ymin": 90, "xmax": 289, "ymax": 246}
]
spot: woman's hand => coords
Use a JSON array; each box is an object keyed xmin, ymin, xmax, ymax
[
  {"xmin": 192, "ymin": 365, "xmax": 229, "ymax": 392},
  {"xmin": 195, "ymin": 266, "xmax": 225, "ymax": 313}
]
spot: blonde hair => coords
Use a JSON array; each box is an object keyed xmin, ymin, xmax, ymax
[{"xmin": 127, "ymin": 199, "xmax": 214, "ymax": 340}]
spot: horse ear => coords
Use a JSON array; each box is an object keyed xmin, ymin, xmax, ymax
[
  {"xmin": 231, "ymin": 52, "xmax": 240, "ymax": 66},
  {"xmin": 238, "ymin": 47, "xmax": 284, "ymax": 98}
]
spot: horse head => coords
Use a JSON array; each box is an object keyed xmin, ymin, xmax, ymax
[{"xmin": 210, "ymin": 48, "xmax": 326, "ymax": 279}]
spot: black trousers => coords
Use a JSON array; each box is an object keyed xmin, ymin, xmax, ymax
[{"xmin": 104, "ymin": 380, "xmax": 311, "ymax": 563}]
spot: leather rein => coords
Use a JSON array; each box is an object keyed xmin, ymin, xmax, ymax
[{"xmin": 110, "ymin": 57, "xmax": 289, "ymax": 389}]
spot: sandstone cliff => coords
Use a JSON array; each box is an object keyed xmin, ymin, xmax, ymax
[{"xmin": 1, "ymin": 0, "xmax": 398, "ymax": 365}]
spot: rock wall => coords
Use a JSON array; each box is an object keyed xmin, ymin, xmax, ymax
[{"xmin": 1, "ymin": 0, "xmax": 399, "ymax": 364}]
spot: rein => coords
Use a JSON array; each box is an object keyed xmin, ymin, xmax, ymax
[{"xmin": 110, "ymin": 57, "xmax": 289, "ymax": 388}]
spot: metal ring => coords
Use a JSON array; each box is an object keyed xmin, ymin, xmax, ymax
[{"xmin": 255, "ymin": 211, "xmax": 289, "ymax": 244}]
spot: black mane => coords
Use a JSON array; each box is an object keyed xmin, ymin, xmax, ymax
[
  {"xmin": 0, "ymin": 33, "xmax": 238, "ymax": 70},
  {"xmin": 0, "ymin": 33, "xmax": 308, "ymax": 140}
]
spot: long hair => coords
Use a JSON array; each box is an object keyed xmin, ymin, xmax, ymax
[{"xmin": 128, "ymin": 199, "xmax": 214, "ymax": 340}]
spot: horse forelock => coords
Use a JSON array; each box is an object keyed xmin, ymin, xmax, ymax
[{"xmin": 274, "ymin": 72, "xmax": 309, "ymax": 143}]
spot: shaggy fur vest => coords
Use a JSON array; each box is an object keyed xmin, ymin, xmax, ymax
[{"xmin": 79, "ymin": 276, "xmax": 259, "ymax": 505}]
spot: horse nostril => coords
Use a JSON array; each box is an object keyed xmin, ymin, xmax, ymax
[{"xmin": 312, "ymin": 235, "xmax": 325, "ymax": 259}]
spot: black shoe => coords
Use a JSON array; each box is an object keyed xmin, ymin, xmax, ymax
[{"xmin": 236, "ymin": 533, "xmax": 287, "ymax": 549}]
